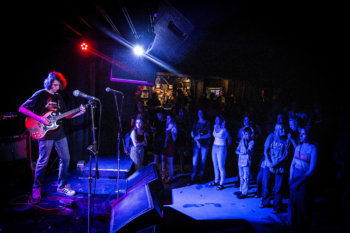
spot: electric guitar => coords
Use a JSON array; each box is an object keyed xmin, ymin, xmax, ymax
[{"xmin": 25, "ymin": 105, "xmax": 86, "ymax": 139}]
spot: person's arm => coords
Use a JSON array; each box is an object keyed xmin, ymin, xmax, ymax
[
  {"xmin": 236, "ymin": 139, "xmax": 247, "ymax": 155},
  {"xmin": 264, "ymin": 135, "xmax": 273, "ymax": 166},
  {"xmin": 226, "ymin": 129, "xmax": 232, "ymax": 147},
  {"xmin": 289, "ymin": 152, "xmax": 296, "ymax": 184},
  {"xmin": 142, "ymin": 132, "xmax": 147, "ymax": 146},
  {"xmin": 18, "ymin": 106, "xmax": 50, "ymax": 125},
  {"xmin": 130, "ymin": 130, "xmax": 139, "ymax": 147},
  {"xmin": 66, "ymin": 104, "xmax": 86, "ymax": 119},
  {"xmin": 171, "ymin": 124, "xmax": 177, "ymax": 141},
  {"xmin": 247, "ymin": 140, "xmax": 255, "ymax": 157},
  {"xmin": 235, "ymin": 140, "xmax": 242, "ymax": 155}
]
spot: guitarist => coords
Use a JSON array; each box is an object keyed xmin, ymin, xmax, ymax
[{"xmin": 18, "ymin": 71, "xmax": 86, "ymax": 203}]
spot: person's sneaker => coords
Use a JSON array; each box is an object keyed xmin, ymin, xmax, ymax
[
  {"xmin": 237, "ymin": 194, "xmax": 248, "ymax": 199},
  {"xmin": 57, "ymin": 185, "xmax": 76, "ymax": 196},
  {"xmin": 234, "ymin": 191, "xmax": 242, "ymax": 195},
  {"xmin": 209, "ymin": 181, "xmax": 219, "ymax": 186},
  {"xmin": 187, "ymin": 179, "xmax": 196, "ymax": 186},
  {"xmin": 32, "ymin": 187, "xmax": 41, "ymax": 202},
  {"xmin": 259, "ymin": 200, "xmax": 268, "ymax": 208}
]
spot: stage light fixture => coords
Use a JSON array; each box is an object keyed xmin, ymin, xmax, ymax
[
  {"xmin": 133, "ymin": 45, "xmax": 145, "ymax": 56},
  {"xmin": 80, "ymin": 42, "xmax": 88, "ymax": 51}
]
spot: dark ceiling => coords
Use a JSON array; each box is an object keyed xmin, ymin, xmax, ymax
[
  {"xmin": 3, "ymin": 0, "xmax": 345, "ymax": 103},
  {"xmin": 6, "ymin": 0, "xmax": 342, "ymax": 78}
]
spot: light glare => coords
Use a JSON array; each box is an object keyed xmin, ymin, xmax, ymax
[{"xmin": 133, "ymin": 45, "xmax": 144, "ymax": 56}]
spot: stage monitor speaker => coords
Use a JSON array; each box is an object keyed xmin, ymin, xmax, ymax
[
  {"xmin": 126, "ymin": 163, "xmax": 163, "ymax": 192},
  {"xmin": 136, "ymin": 225, "xmax": 161, "ymax": 233},
  {"xmin": 109, "ymin": 183, "xmax": 162, "ymax": 233}
]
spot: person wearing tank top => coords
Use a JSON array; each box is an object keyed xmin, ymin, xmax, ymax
[
  {"xmin": 209, "ymin": 115, "xmax": 231, "ymax": 190},
  {"xmin": 288, "ymin": 127, "xmax": 317, "ymax": 233},
  {"xmin": 130, "ymin": 118, "xmax": 147, "ymax": 170}
]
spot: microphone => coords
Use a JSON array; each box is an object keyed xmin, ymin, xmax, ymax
[
  {"xmin": 106, "ymin": 87, "xmax": 124, "ymax": 95},
  {"xmin": 73, "ymin": 90, "xmax": 99, "ymax": 101}
]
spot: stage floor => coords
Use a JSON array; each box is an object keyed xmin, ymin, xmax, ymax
[{"xmin": 0, "ymin": 160, "xmax": 347, "ymax": 233}]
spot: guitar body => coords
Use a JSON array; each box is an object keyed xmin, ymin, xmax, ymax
[{"xmin": 25, "ymin": 111, "xmax": 60, "ymax": 139}]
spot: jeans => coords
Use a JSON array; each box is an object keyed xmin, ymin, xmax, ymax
[
  {"xmin": 238, "ymin": 166, "xmax": 250, "ymax": 195},
  {"xmin": 261, "ymin": 167, "xmax": 284, "ymax": 212},
  {"xmin": 192, "ymin": 145, "xmax": 209, "ymax": 180},
  {"xmin": 211, "ymin": 144, "xmax": 227, "ymax": 185},
  {"xmin": 34, "ymin": 137, "xmax": 70, "ymax": 189},
  {"xmin": 256, "ymin": 166, "xmax": 264, "ymax": 197}
]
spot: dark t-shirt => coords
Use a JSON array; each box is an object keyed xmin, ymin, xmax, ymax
[
  {"xmin": 192, "ymin": 120, "xmax": 212, "ymax": 148},
  {"xmin": 21, "ymin": 89, "xmax": 67, "ymax": 140}
]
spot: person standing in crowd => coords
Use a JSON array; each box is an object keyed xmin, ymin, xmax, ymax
[
  {"xmin": 189, "ymin": 109, "xmax": 211, "ymax": 185},
  {"xmin": 175, "ymin": 107, "xmax": 190, "ymax": 173},
  {"xmin": 288, "ymin": 126, "xmax": 317, "ymax": 233},
  {"xmin": 130, "ymin": 100, "xmax": 150, "ymax": 132},
  {"xmin": 209, "ymin": 114, "xmax": 231, "ymax": 190},
  {"xmin": 260, "ymin": 123, "xmax": 292, "ymax": 214},
  {"xmin": 235, "ymin": 127, "xmax": 255, "ymax": 198},
  {"xmin": 235, "ymin": 115, "xmax": 255, "ymax": 188},
  {"xmin": 237, "ymin": 115, "xmax": 256, "ymax": 143},
  {"xmin": 130, "ymin": 117, "xmax": 147, "ymax": 171},
  {"xmin": 147, "ymin": 92, "xmax": 161, "ymax": 126},
  {"xmin": 18, "ymin": 71, "xmax": 86, "ymax": 202},
  {"xmin": 288, "ymin": 116, "xmax": 299, "ymax": 149},
  {"xmin": 151, "ymin": 109, "xmax": 166, "ymax": 171},
  {"xmin": 162, "ymin": 114, "xmax": 177, "ymax": 183}
]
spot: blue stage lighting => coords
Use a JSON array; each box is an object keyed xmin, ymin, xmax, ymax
[{"xmin": 133, "ymin": 45, "xmax": 145, "ymax": 56}]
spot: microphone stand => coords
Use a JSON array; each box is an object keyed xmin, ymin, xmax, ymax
[
  {"xmin": 113, "ymin": 93, "xmax": 124, "ymax": 199},
  {"xmin": 86, "ymin": 100, "xmax": 99, "ymax": 233}
]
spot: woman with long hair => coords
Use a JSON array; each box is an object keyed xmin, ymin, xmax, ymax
[
  {"xmin": 162, "ymin": 114, "xmax": 177, "ymax": 183},
  {"xmin": 130, "ymin": 117, "xmax": 147, "ymax": 170},
  {"xmin": 288, "ymin": 126, "xmax": 317, "ymax": 233},
  {"xmin": 210, "ymin": 114, "xmax": 231, "ymax": 190}
]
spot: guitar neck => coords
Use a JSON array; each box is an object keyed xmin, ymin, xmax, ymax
[{"xmin": 54, "ymin": 107, "xmax": 81, "ymax": 120}]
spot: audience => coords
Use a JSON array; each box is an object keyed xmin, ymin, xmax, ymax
[{"xmin": 124, "ymin": 88, "xmax": 346, "ymax": 232}]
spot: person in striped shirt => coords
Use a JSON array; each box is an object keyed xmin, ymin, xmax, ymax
[{"xmin": 288, "ymin": 126, "xmax": 317, "ymax": 233}]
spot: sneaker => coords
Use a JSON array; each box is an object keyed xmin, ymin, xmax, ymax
[
  {"xmin": 32, "ymin": 187, "xmax": 41, "ymax": 202},
  {"xmin": 187, "ymin": 180, "xmax": 196, "ymax": 186},
  {"xmin": 57, "ymin": 185, "xmax": 76, "ymax": 196},
  {"xmin": 259, "ymin": 200, "xmax": 268, "ymax": 208},
  {"xmin": 272, "ymin": 209, "xmax": 281, "ymax": 214},
  {"xmin": 234, "ymin": 191, "xmax": 242, "ymax": 195},
  {"xmin": 237, "ymin": 194, "xmax": 248, "ymax": 199},
  {"xmin": 216, "ymin": 185, "xmax": 224, "ymax": 190},
  {"xmin": 209, "ymin": 181, "xmax": 219, "ymax": 186}
]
